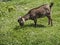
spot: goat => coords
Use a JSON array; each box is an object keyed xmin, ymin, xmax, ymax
[{"xmin": 18, "ymin": 2, "xmax": 54, "ymax": 26}]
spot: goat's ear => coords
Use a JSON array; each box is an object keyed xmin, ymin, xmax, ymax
[{"xmin": 22, "ymin": 18, "xmax": 25, "ymax": 22}]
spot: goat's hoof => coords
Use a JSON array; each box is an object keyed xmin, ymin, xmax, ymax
[
  {"xmin": 34, "ymin": 25, "xmax": 37, "ymax": 27},
  {"xmin": 51, "ymin": 24, "xmax": 53, "ymax": 26}
]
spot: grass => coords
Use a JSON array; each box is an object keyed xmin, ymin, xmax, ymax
[{"xmin": 0, "ymin": 0, "xmax": 60, "ymax": 45}]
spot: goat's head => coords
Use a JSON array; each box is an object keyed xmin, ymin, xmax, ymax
[{"xmin": 18, "ymin": 16, "xmax": 25, "ymax": 26}]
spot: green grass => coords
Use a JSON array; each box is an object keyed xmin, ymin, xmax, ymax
[{"xmin": 0, "ymin": 0, "xmax": 60, "ymax": 45}]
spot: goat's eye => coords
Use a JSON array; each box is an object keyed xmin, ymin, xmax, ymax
[{"xmin": 18, "ymin": 20, "xmax": 19, "ymax": 22}]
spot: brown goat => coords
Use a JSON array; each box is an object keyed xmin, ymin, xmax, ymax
[{"xmin": 18, "ymin": 2, "xmax": 54, "ymax": 26}]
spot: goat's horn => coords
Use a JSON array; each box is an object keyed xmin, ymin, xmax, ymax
[{"xmin": 19, "ymin": 16, "xmax": 21, "ymax": 18}]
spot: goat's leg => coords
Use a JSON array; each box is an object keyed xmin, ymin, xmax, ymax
[
  {"xmin": 48, "ymin": 16, "xmax": 50, "ymax": 25},
  {"xmin": 34, "ymin": 19, "xmax": 37, "ymax": 27},
  {"xmin": 47, "ymin": 16, "xmax": 53, "ymax": 26},
  {"xmin": 51, "ymin": 18, "xmax": 53, "ymax": 26}
]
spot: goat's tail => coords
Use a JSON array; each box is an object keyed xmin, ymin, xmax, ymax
[{"xmin": 50, "ymin": 2, "xmax": 54, "ymax": 8}]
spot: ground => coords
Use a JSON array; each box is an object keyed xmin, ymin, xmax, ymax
[{"xmin": 0, "ymin": 0, "xmax": 60, "ymax": 45}]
